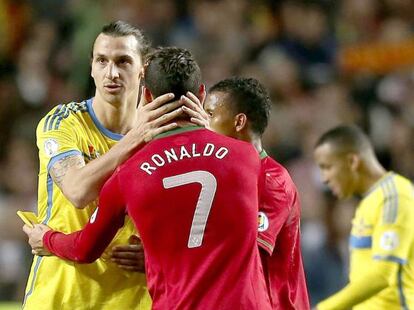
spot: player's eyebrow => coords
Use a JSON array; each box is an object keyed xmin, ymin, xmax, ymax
[
  {"xmin": 94, "ymin": 53, "xmax": 134, "ymax": 62},
  {"xmin": 94, "ymin": 53, "xmax": 107, "ymax": 59},
  {"xmin": 117, "ymin": 55, "xmax": 134, "ymax": 62}
]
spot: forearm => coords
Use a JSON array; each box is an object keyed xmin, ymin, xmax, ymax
[
  {"xmin": 43, "ymin": 230, "xmax": 100, "ymax": 263},
  {"xmin": 317, "ymin": 261, "xmax": 397, "ymax": 310},
  {"xmin": 58, "ymin": 130, "xmax": 144, "ymax": 208}
]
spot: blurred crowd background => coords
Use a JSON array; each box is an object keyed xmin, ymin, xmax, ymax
[{"xmin": 1, "ymin": 0, "xmax": 414, "ymax": 306}]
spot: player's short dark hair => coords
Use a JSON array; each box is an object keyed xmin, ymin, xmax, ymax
[
  {"xmin": 315, "ymin": 125, "xmax": 373, "ymax": 154},
  {"xmin": 209, "ymin": 77, "xmax": 271, "ymax": 135},
  {"xmin": 92, "ymin": 21, "xmax": 149, "ymax": 59},
  {"xmin": 144, "ymin": 47, "xmax": 201, "ymax": 98}
]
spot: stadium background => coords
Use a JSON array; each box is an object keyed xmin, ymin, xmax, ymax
[{"xmin": 1, "ymin": 0, "xmax": 414, "ymax": 308}]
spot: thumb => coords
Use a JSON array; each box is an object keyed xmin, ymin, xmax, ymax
[
  {"xmin": 128, "ymin": 235, "xmax": 141, "ymax": 245},
  {"xmin": 23, "ymin": 224, "xmax": 32, "ymax": 235}
]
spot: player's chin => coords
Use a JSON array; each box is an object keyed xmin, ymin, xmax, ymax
[{"xmin": 103, "ymin": 92, "xmax": 124, "ymax": 104}]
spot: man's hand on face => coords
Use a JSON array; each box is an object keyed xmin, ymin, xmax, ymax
[
  {"xmin": 111, "ymin": 235, "xmax": 145, "ymax": 273},
  {"xmin": 23, "ymin": 224, "xmax": 52, "ymax": 256}
]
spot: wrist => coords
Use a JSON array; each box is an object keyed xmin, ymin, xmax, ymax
[
  {"xmin": 122, "ymin": 128, "xmax": 145, "ymax": 153},
  {"xmin": 43, "ymin": 230, "xmax": 56, "ymax": 252}
]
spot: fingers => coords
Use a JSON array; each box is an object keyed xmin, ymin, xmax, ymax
[
  {"xmin": 152, "ymin": 107, "xmax": 184, "ymax": 127},
  {"xmin": 117, "ymin": 264, "xmax": 145, "ymax": 272},
  {"xmin": 149, "ymin": 99, "xmax": 183, "ymax": 120},
  {"xmin": 180, "ymin": 95, "xmax": 203, "ymax": 112},
  {"xmin": 112, "ymin": 244, "xmax": 143, "ymax": 252},
  {"xmin": 182, "ymin": 106, "xmax": 209, "ymax": 128},
  {"xmin": 190, "ymin": 117, "xmax": 208, "ymax": 127},
  {"xmin": 144, "ymin": 123, "xmax": 178, "ymax": 143},
  {"xmin": 111, "ymin": 255, "xmax": 145, "ymax": 272},
  {"xmin": 111, "ymin": 251, "xmax": 142, "ymax": 260},
  {"xmin": 185, "ymin": 92, "xmax": 202, "ymax": 107},
  {"xmin": 144, "ymin": 93, "xmax": 175, "ymax": 110},
  {"xmin": 180, "ymin": 95, "xmax": 209, "ymax": 124}
]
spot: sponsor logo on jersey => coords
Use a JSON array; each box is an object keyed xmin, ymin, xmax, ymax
[
  {"xmin": 258, "ymin": 211, "xmax": 269, "ymax": 232},
  {"xmin": 44, "ymin": 139, "xmax": 59, "ymax": 157},
  {"xmin": 380, "ymin": 231, "xmax": 399, "ymax": 251}
]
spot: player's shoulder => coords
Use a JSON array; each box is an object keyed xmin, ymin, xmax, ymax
[
  {"xmin": 261, "ymin": 154, "xmax": 295, "ymax": 186},
  {"xmin": 37, "ymin": 99, "xmax": 89, "ymax": 133},
  {"xmin": 392, "ymin": 173, "xmax": 413, "ymax": 194},
  {"xmin": 369, "ymin": 172, "xmax": 412, "ymax": 201}
]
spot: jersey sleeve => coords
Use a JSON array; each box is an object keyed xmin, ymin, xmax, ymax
[
  {"xmin": 257, "ymin": 168, "xmax": 293, "ymax": 255},
  {"xmin": 317, "ymin": 260, "xmax": 398, "ymax": 310},
  {"xmin": 43, "ymin": 172, "xmax": 126, "ymax": 263},
  {"xmin": 36, "ymin": 106, "xmax": 82, "ymax": 172},
  {"xmin": 372, "ymin": 192, "xmax": 414, "ymax": 264}
]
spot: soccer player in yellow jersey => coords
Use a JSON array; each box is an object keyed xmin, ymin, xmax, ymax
[
  {"xmin": 23, "ymin": 21, "xmax": 205, "ymax": 310},
  {"xmin": 313, "ymin": 125, "xmax": 414, "ymax": 310}
]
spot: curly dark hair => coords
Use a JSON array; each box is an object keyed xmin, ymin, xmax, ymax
[
  {"xmin": 209, "ymin": 77, "xmax": 271, "ymax": 135},
  {"xmin": 144, "ymin": 47, "xmax": 201, "ymax": 98}
]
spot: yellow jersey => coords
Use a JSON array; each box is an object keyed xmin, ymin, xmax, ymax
[
  {"xmin": 350, "ymin": 172, "xmax": 414, "ymax": 310},
  {"xmin": 23, "ymin": 98, "xmax": 151, "ymax": 310}
]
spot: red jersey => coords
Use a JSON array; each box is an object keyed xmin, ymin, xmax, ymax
[
  {"xmin": 257, "ymin": 151, "xmax": 310, "ymax": 310},
  {"xmin": 44, "ymin": 127, "xmax": 272, "ymax": 310}
]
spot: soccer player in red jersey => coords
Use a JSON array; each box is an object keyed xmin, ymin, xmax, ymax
[
  {"xmin": 204, "ymin": 77, "xmax": 310, "ymax": 310},
  {"xmin": 23, "ymin": 48, "xmax": 272, "ymax": 310}
]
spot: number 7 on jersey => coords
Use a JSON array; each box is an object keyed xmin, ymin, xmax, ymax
[{"xmin": 163, "ymin": 170, "xmax": 217, "ymax": 248}]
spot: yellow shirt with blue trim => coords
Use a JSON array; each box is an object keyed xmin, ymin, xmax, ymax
[
  {"xmin": 349, "ymin": 172, "xmax": 414, "ymax": 310},
  {"xmin": 23, "ymin": 98, "xmax": 151, "ymax": 310}
]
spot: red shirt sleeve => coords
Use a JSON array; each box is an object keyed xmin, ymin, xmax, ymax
[
  {"xmin": 43, "ymin": 171, "xmax": 127, "ymax": 263},
  {"xmin": 257, "ymin": 164, "xmax": 294, "ymax": 255}
]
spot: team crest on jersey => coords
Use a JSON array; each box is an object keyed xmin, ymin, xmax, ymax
[
  {"xmin": 44, "ymin": 139, "xmax": 59, "ymax": 157},
  {"xmin": 380, "ymin": 231, "xmax": 399, "ymax": 251},
  {"xmin": 258, "ymin": 211, "xmax": 269, "ymax": 232}
]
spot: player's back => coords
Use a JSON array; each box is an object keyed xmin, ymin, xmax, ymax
[
  {"xmin": 117, "ymin": 126, "xmax": 271, "ymax": 310},
  {"xmin": 258, "ymin": 153, "xmax": 310, "ymax": 309}
]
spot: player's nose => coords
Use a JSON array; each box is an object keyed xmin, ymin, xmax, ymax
[{"xmin": 106, "ymin": 62, "xmax": 119, "ymax": 79}]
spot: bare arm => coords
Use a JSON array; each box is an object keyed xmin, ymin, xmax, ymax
[
  {"xmin": 50, "ymin": 93, "xmax": 184, "ymax": 208},
  {"xmin": 50, "ymin": 93, "xmax": 208, "ymax": 208}
]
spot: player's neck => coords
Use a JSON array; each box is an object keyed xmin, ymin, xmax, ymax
[
  {"xmin": 92, "ymin": 95, "xmax": 137, "ymax": 135},
  {"xmin": 238, "ymin": 131, "xmax": 263, "ymax": 154},
  {"xmin": 252, "ymin": 138, "xmax": 263, "ymax": 154},
  {"xmin": 358, "ymin": 161, "xmax": 387, "ymax": 195}
]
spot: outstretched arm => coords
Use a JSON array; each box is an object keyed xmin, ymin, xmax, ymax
[{"xmin": 24, "ymin": 172, "xmax": 126, "ymax": 263}]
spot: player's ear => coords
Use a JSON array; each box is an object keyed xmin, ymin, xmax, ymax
[
  {"xmin": 347, "ymin": 153, "xmax": 360, "ymax": 171},
  {"xmin": 143, "ymin": 87, "xmax": 153, "ymax": 105},
  {"xmin": 234, "ymin": 113, "xmax": 247, "ymax": 133},
  {"xmin": 198, "ymin": 84, "xmax": 206, "ymax": 105},
  {"xmin": 139, "ymin": 67, "xmax": 145, "ymax": 79}
]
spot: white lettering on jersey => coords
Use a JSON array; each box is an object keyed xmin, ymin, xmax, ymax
[{"xmin": 140, "ymin": 143, "xmax": 230, "ymax": 175}]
